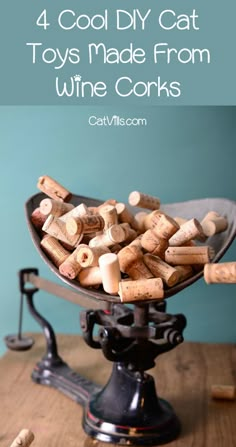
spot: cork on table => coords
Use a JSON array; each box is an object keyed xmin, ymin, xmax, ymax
[{"xmin": 0, "ymin": 334, "xmax": 235, "ymax": 447}]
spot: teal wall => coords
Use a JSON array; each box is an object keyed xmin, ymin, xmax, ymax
[{"xmin": 0, "ymin": 106, "xmax": 235, "ymax": 355}]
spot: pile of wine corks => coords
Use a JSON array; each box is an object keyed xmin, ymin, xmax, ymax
[{"xmin": 31, "ymin": 175, "xmax": 228, "ymax": 303}]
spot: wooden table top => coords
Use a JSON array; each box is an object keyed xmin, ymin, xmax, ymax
[{"xmin": 0, "ymin": 334, "xmax": 235, "ymax": 447}]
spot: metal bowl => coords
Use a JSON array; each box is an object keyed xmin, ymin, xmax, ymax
[{"xmin": 25, "ymin": 193, "xmax": 236, "ymax": 302}]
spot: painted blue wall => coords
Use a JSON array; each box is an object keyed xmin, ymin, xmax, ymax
[{"xmin": 0, "ymin": 106, "xmax": 235, "ymax": 355}]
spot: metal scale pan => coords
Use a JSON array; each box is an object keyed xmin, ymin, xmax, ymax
[{"xmin": 26, "ymin": 192, "xmax": 236, "ymax": 301}]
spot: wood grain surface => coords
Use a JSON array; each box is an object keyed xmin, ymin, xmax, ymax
[{"xmin": 0, "ymin": 334, "xmax": 235, "ymax": 447}]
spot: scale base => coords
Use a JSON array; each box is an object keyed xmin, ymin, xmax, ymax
[
  {"xmin": 13, "ymin": 270, "xmax": 183, "ymax": 446},
  {"xmin": 31, "ymin": 359, "xmax": 180, "ymax": 445},
  {"xmin": 83, "ymin": 363, "xmax": 180, "ymax": 446},
  {"xmin": 31, "ymin": 358, "xmax": 101, "ymax": 406}
]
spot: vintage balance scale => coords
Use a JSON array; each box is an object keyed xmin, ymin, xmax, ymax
[{"xmin": 5, "ymin": 190, "xmax": 236, "ymax": 446}]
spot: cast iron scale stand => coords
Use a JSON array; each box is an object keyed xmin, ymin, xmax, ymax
[
  {"xmin": 6, "ymin": 267, "xmax": 186, "ymax": 446},
  {"xmin": 5, "ymin": 193, "xmax": 236, "ymax": 446}
]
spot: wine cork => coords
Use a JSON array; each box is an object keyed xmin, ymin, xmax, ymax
[
  {"xmin": 41, "ymin": 235, "xmax": 70, "ymax": 267},
  {"xmin": 89, "ymin": 225, "xmax": 125, "ymax": 248},
  {"xmin": 115, "ymin": 202, "xmax": 139, "ymax": 231},
  {"xmin": 60, "ymin": 203, "xmax": 90, "ymax": 222},
  {"xmin": 40, "ymin": 198, "xmax": 74, "ymax": 217},
  {"xmin": 134, "ymin": 211, "xmax": 148, "ymax": 232},
  {"xmin": 59, "ymin": 247, "xmax": 83, "ymax": 279},
  {"xmin": 78, "ymin": 267, "xmax": 102, "ymax": 287},
  {"xmin": 129, "ymin": 191, "xmax": 161, "ymax": 210},
  {"xmin": 37, "ymin": 175, "xmax": 72, "ymax": 202},
  {"xmin": 43, "ymin": 214, "xmax": 83, "ymax": 247},
  {"xmin": 10, "ymin": 429, "xmax": 34, "ymax": 447},
  {"xmin": 204, "ymin": 262, "xmax": 236, "ymax": 284},
  {"xmin": 144, "ymin": 254, "xmax": 180, "ymax": 287},
  {"xmin": 165, "ymin": 246, "xmax": 211, "ymax": 265},
  {"xmin": 99, "ymin": 205, "xmax": 118, "ymax": 229},
  {"xmin": 76, "ymin": 244, "xmax": 110, "ymax": 268},
  {"xmin": 118, "ymin": 245, "xmax": 153, "ymax": 280},
  {"xmin": 201, "ymin": 211, "xmax": 221, "ymax": 222},
  {"xmin": 175, "ymin": 265, "xmax": 193, "ymax": 282},
  {"xmin": 31, "ymin": 207, "xmax": 47, "ymax": 230},
  {"xmin": 201, "ymin": 216, "xmax": 228, "ymax": 237},
  {"xmin": 169, "ymin": 219, "xmax": 204, "ymax": 246},
  {"xmin": 211, "ymin": 384, "xmax": 236, "ymax": 400},
  {"xmin": 143, "ymin": 210, "xmax": 165, "ymax": 231},
  {"xmin": 152, "ymin": 214, "xmax": 179, "ymax": 240},
  {"xmin": 118, "ymin": 245, "xmax": 143, "ymax": 272},
  {"xmin": 66, "ymin": 214, "xmax": 105, "ymax": 236},
  {"xmin": 127, "ymin": 261, "xmax": 154, "ymax": 280},
  {"xmin": 174, "ymin": 216, "xmax": 188, "ymax": 226},
  {"xmin": 118, "ymin": 278, "xmax": 164, "ymax": 303},
  {"xmin": 120, "ymin": 223, "xmax": 137, "ymax": 243},
  {"xmin": 98, "ymin": 253, "xmax": 121, "ymax": 294},
  {"xmin": 141, "ymin": 230, "xmax": 169, "ymax": 258}
]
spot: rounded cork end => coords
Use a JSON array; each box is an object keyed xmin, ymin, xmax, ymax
[
  {"xmin": 66, "ymin": 217, "xmax": 82, "ymax": 236},
  {"xmin": 167, "ymin": 270, "xmax": 181, "ymax": 287},
  {"xmin": 115, "ymin": 202, "xmax": 126, "ymax": 215},
  {"xmin": 77, "ymin": 246, "xmax": 94, "ymax": 267},
  {"xmin": 98, "ymin": 252, "xmax": 118, "ymax": 267},
  {"xmin": 59, "ymin": 261, "xmax": 79, "ymax": 279},
  {"xmin": 202, "ymin": 220, "xmax": 217, "ymax": 237},
  {"xmin": 107, "ymin": 225, "xmax": 125, "ymax": 243},
  {"xmin": 128, "ymin": 191, "xmax": 140, "ymax": 207},
  {"xmin": 40, "ymin": 198, "xmax": 53, "ymax": 215}
]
